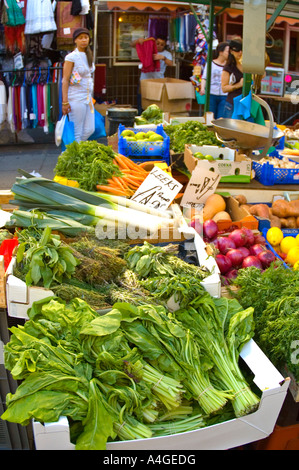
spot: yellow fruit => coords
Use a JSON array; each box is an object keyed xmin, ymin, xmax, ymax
[
  {"xmin": 286, "ymin": 246, "xmax": 299, "ymax": 266},
  {"xmin": 266, "ymin": 227, "xmax": 284, "ymax": 247},
  {"xmin": 296, "ymin": 234, "xmax": 299, "ymax": 245},
  {"xmin": 293, "ymin": 259, "xmax": 299, "ymax": 270},
  {"xmin": 280, "ymin": 236, "xmax": 298, "ymax": 254}
]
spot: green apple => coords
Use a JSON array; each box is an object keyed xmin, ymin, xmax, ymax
[
  {"xmin": 205, "ymin": 155, "xmax": 215, "ymax": 161},
  {"xmin": 194, "ymin": 152, "xmax": 205, "ymax": 159},
  {"xmin": 135, "ymin": 132, "xmax": 147, "ymax": 140},
  {"xmin": 150, "ymin": 134, "xmax": 164, "ymax": 141},
  {"xmin": 121, "ymin": 129, "xmax": 135, "ymax": 137}
]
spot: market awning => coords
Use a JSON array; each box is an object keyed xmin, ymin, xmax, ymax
[
  {"xmin": 106, "ymin": 0, "xmax": 191, "ymax": 11},
  {"xmin": 226, "ymin": 7, "xmax": 299, "ymax": 26}
]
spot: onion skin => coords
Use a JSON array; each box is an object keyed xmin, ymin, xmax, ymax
[
  {"xmin": 249, "ymin": 244, "xmax": 266, "ymax": 257},
  {"xmin": 241, "ymin": 227, "xmax": 255, "ymax": 246},
  {"xmin": 203, "ymin": 219, "xmax": 218, "ymax": 240},
  {"xmin": 226, "ymin": 248, "xmax": 245, "ymax": 268},
  {"xmin": 228, "ymin": 228, "xmax": 248, "ymax": 247},
  {"xmin": 217, "ymin": 236, "xmax": 236, "ymax": 254},
  {"xmin": 216, "ymin": 254, "xmax": 232, "ymax": 274},
  {"xmin": 258, "ymin": 250, "xmax": 276, "ymax": 268},
  {"xmin": 242, "ymin": 255, "xmax": 262, "ymax": 269}
]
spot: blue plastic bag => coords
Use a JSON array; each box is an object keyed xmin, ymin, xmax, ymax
[
  {"xmin": 61, "ymin": 115, "xmax": 75, "ymax": 151},
  {"xmin": 89, "ymin": 109, "xmax": 106, "ymax": 140}
]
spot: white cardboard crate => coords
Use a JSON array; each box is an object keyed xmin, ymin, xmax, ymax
[
  {"xmin": 32, "ymin": 339, "xmax": 289, "ymax": 450},
  {"xmin": 5, "ymin": 257, "xmax": 54, "ymax": 319}
]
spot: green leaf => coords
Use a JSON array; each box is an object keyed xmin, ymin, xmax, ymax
[{"xmin": 75, "ymin": 379, "xmax": 115, "ymax": 450}]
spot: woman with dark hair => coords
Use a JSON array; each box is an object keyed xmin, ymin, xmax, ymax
[
  {"xmin": 221, "ymin": 38, "xmax": 243, "ymax": 119},
  {"xmin": 200, "ymin": 41, "xmax": 230, "ymax": 119},
  {"xmin": 62, "ymin": 28, "xmax": 95, "ymax": 142}
]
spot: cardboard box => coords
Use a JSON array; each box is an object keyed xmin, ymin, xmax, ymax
[
  {"xmin": 32, "ymin": 339, "xmax": 290, "ymax": 450},
  {"xmin": 184, "ymin": 145, "xmax": 252, "ymax": 183},
  {"xmin": 141, "ymin": 78, "xmax": 195, "ymax": 114},
  {"xmin": 216, "ymin": 196, "xmax": 259, "ymax": 231},
  {"xmin": 5, "ymin": 258, "xmax": 54, "ymax": 319}
]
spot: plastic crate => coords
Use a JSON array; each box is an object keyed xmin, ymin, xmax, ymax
[
  {"xmin": 118, "ymin": 124, "xmax": 170, "ymax": 165},
  {"xmin": 253, "ymin": 154, "xmax": 299, "ymax": 185}
]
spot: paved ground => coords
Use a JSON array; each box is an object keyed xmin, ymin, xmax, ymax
[{"xmin": 0, "ymin": 143, "xmax": 61, "ymax": 190}]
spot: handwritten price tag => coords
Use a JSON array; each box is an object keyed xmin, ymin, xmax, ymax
[
  {"xmin": 131, "ymin": 166, "xmax": 183, "ymax": 211},
  {"xmin": 180, "ymin": 166, "xmax": 220, "ymax": 206}
]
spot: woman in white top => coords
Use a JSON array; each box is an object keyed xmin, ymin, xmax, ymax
[
  {"xmin": 200, "ymin": 42, "xmax": 229, "ymax": 119},
  {"xmin": 62, "ymin": 28, "xmax": 95, "ymax": 142}
]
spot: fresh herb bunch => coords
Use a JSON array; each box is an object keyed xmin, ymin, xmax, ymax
[
  {"xmin": 54, "ymin": 141, "xmax": 122, "ymax": 191},
  {"xmin": 163, "ymin": 121, "xmax": 221, "ymax": 153},
  {"xmin": 232, "ymin": 264, "xmax": 299, "ymax": 380}
]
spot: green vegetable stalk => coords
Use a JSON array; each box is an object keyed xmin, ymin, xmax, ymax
[{"xmin": 174, "ymin": 293, "xmax": 260, "ymax": 418}]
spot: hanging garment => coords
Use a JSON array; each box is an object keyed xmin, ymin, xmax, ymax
[
  {"xmin": 4, "ymin": 24, "xmax": 25, "ymax": 53},
  {"xmin": 136, "ymin": 38, "xmax": 160, "ymax": 74},
  {"xmin": 0, "ymin": 81, "xmax": 7, "ymax": 125},
  {"xmin": 20, "ymin": 84, "xmax": 29, "ymax": 129},
  {"xmin": 7, "ymin": 87, "xmax": 15, "ymax": 133},
  {"xmin": 2, "ymin": 0, "xmax": 25, "ymax": 26},
  {"xmin": 25, "ymin": 0, "xmax": 57, "ymax": 35},
  {"xmin": 56, "ymin": 1, "xmax": 85, "ymax": 50},
  {"xmin": 37, "ymin": 83, "xmax": 45, "ymax": 127}
]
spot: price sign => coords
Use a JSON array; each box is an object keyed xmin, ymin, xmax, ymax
[
  {"xmin": 180, "ymin": 166, "xmax": 220, "ymax": 206},
  {"xmin": 131, "ymin": 165, "xmax": 183, "ymax": 211}
]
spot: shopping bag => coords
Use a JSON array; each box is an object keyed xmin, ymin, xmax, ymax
[
  {"xmin": 61, "ymin": 115, "xmax": 75, "ymax": 151},
  {"xmin": 88, "ymin": 109, "xmax": 106, "ymax": 140},
  {"xmin": 55, "ymin": 114, "xmax": 66, "ymax": 146}
]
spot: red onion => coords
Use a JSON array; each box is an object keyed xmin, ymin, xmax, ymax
[
  {"xmin": 225, "ymin": 268, "xmax": 239, "ymax": 280},
  {"xmin": 237, "ymin": 246, "xmax": 250, "ymax": 258},
  {"xmin": 228, "ymin": 228, "xmax": 248, "ymax": 247},
  {"xmin": 242, "ymin": 255, "xmax": 262, "ymax": 269},
  {"xmin": 258, "ymin": 250, "xmax": 276, "ymax": 268},
  {"xmin": 241, "ymin": 227, "xmax": 255, "ymax": 246},
  {"xmin": 249, "ymin": 243, "xmax": 266, "ymax": 257},
  {"xmin": 217, "ymin": 236, "xmax": 236, "ymax": 254},
  {"xmin": 226, "ymin": 248, "xmax": 245, "ymax": 267},
  {"xmin": 203, "ymin": 219, "xmax": 218, "ymax": 240},
  {"xmin": 190, "ymin": 216, "xmax": 203, "ymax": 236},
  {"xmin": 216, "ymin": 254, "xmax": 232, "ymax": 274},
  {"xmin": 253, "ymin": 233, "xmax": 266, "ymax": 245}
]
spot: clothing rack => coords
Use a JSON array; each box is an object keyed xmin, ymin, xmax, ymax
[{"xmin": 0, "ymin": 66, "xmax": 63, "ymax": 73}]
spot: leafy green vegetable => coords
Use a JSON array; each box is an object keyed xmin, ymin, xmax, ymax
[
  {"xmin": 54, "ymin": 141, "xmax": 122, "ymax": 191},
  {"xmin": 16, "ymin": 226, "xmax": 78, "ymax": 288},
  {"xmin": 135, "ymin": 104, "xmax": 163, "ymax": 125},
  {"xmin": 173, "ymin": 293, "xmax": 260, "ymax": 418},
  {"xmin": 232, "ymin": 264, "xmax": 299, "ymax": 380},
  {"xmin": 164, "ymin": 121, "xmax": 221, "ymax": 153}
]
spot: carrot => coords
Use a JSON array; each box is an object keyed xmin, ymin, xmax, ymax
[
  {"xmin": 113, "ymin": 176, "xmax": 129, "ymax": 191},
  {"xmin": 114, "ymin": 154, "xmax": 130, "ymax": 169},
  {"xmin": 122, "ymin": 177, "xmax": 141, "ymax": 188},
  {"xmin": 96, "ymin": 185, "xmax": 128, "ymax": 196},
  {"xmin": 118, "ymin": 154, "xmax": 147, "ymax": 172}
]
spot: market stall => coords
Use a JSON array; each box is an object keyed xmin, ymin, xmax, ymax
[
  {"xmin": 1, "ymin": 0, "xmax": 299, "ymax": 453},
  {"xmin": 0, "ymin": 102, "xmax": 299, "ymax": 450}
]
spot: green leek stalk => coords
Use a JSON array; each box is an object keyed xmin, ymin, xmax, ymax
[{"xmin": 10, "ymin": 176, "xmax": 173, "ymax": 233}]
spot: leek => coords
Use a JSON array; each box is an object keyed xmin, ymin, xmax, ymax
[{"xmin": 10, "ymin": 174, "xmax": 173, "ymax": 234}]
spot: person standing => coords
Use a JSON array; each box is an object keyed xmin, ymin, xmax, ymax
[
  {"xmin": 62, "ymin": 28, "xmax": 95, "ymax": 142},
  {"xmin": 132, "ymin": 36, "xmax": 173, "ymax": 80},
  {"xmin": 221, "ymin": 38, "xmax": 243, "ymax": 119},
  {"xmin": 200, "ymin": 42, "xmax": 229, "ymax": 119}
]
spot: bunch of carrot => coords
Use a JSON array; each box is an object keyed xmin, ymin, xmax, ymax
[{"xmin": 96, "ymin": 154, "xmax": 149, "ymax": 197}]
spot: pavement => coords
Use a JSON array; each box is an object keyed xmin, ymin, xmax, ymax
[
  {"xmin": 0, "ymin": 143, "xmax": 61, "ymax": 190},
  {"xmin": 0, "ymin": 130, "xmax": 109, "ymax": 191}
]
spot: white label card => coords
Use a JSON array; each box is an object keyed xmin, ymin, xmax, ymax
[
  {"xmin": 131, "ymin": 165, "xmax": 183, "ymax": 211},
  {"xmin": 180, "ymin": 166, "xmax": 220, "ymax": 206}
]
